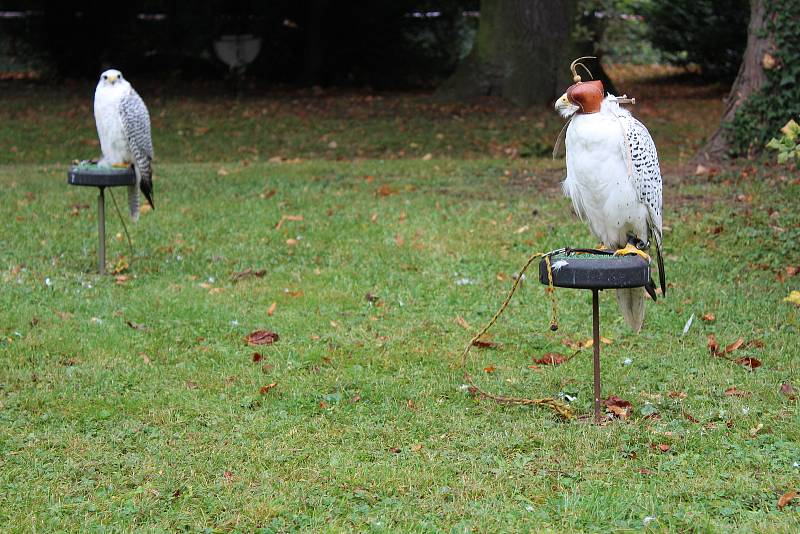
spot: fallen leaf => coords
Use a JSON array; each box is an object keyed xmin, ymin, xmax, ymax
[
  {"xmin": 259, "ymin": 382, "xmax": 278, "ymax": 394},
  {"xmin": 749, "ymin": 423, "xmax": 764, "ymax": 436},
  {"xmin": 725, "ymin": 337, "xmax": 745, "ymax": 354},
  {"xmin": 683, "ymin": 412, "xmax": 700, "ymax": 423},
  {"xmin": 267, "ymin": 302, "xmax": 277, "ymax": 316},
  {"xmin": 668, "ymin": 391, "xmax": 687, "ymax": 399},
  {"xmin": 252, "ymin": 352, "xmax": 263, "ymax": 362},
  {"xmin": 515, "ymin": 225, "xmax": 529, "ymax": 234},
  {"xmin": 55, "ymin": 310, "xmax": 74, "ymax": 320},
  {"xmin": 274, "ymin": 214, "xmax": 304, "ymax": 230},
  {"xmin": 245, "ymin": 330, "xmax": 279, "ymax": 345},
  {"xmin": 638, "ymin": 468, "xmax": 654, "ymax": 475},
  {"xmin": 780, "ymin": 382, "xmax": 797, "ymax": 399},
  {"xmin": 286, "ymin": 238, "xmax": 298, "ymax": 246},
  {"xmin": 217, "ymin": 167, "xmax": 229, "ymax": 176},
  {"xmin": 778, "ymin": 490, "xmax": 798, "ymax": 510},
  {"xmin": 140, "ymin": 353, "xmax": 151, "ymax": 364},
  {"xmin": 406, "ymin": 399, "xmax": 416, "ymax": 410},
  {"xmin": 533, "ymin": 352, "xmax": 568, "ymax": 365},
  {"xmin": 394, "ymin": 234, "xmax": 404, "ymax": 247},
  {"xmin": 603, "ymin": 395, "xmax": 633, "ymax": 419},
  {"xmin": 656, "ymin": 443, "xmax": 671, "ymax": 452},
  {"xmin": 724, "ymin": 386, "xmax": 750, "ymax": 397},
  {"xmin": 695, "ymin": 164, "xmax": 709, "ymax": 175},
  {"xmin": 231, "ymin": 268, "xmax": 267, "ymax": 282},
  {"xmin": 735, "ymin": 357, "xmax": 762, "ymax": 370},
  {"xmin": 112, "ymin": 256, "xmax": 129, "ymax": 275},
  {"xmin": 365, "ymin": 292, "xmax": 380, "ymax": 303},
  {"xmin": 707, "ymin": 334, "xmax": 720, "ymax": 356},
  {"xmin": 126, "ymin": 320, "xmax": 145, "ymax": 330},
  {"xmin": 115, "ymin": 274, "xmax": 130, "ymax": 285},
  {"xmin": 410, "ymin": 443, "xmax": 423, "ymax": 452},
  {"xmin": 784, "ymin": 291, "xmax": 800, "ymax": 306},
  {"xmin": 472, "ymin": 339, "xmax": 501, "ymax": 349},
  {"xmin": 377, "ymin": 185, "xmax": 396, "ymax": 197},
  {"xmin": 388, "ymin": 447, "xmax": 401, "ymax": 454},
  {"xmin": 352, "ymin": 393, "xmax": 361, "ymax": 402},
  {"xmin": 483, "ymin": 365, "xmax": 496, "ymax": 373},
  {"xmin": 701, "ymin": 313, "xmax": 715, "ymax": 322},
  {"xmin": 456, "ymin": 316, "xmax": 472, "ymax": 330},
  {"xmin": 186, "ymin": 380, "xmax": 198, "ymax": 389},
  {"xmin": 319, "ymin": 400, "xmax": 329, "ymax": 409},
  {"xmin": 223, "ymin": 470, "xmax": 234, "ymax": 481}
]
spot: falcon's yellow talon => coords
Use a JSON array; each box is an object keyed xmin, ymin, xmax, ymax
[{"xmin": 614, "ymin": 243, "xmax": 650, "ymax": 262}]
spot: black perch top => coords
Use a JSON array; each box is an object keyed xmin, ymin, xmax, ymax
[
  {"xmin": 539, "ymin": 252, "xmax": 650, "ymax": 290},
  {"xmin": 67, "ymin": 163, "xmax": 136, "ymax": 187}
]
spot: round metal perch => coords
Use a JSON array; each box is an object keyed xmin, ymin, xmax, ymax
[
  {"xmin": 67, "ymin": 163, "xmax": 136, "ymax": 274},
  {"xmin": 539, "ymin": 251, "xmax": 650, "ymax": 422}
]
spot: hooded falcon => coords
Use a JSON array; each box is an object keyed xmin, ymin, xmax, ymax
[
  {"xmin": 554, "ymin": 58, "xmax": 665, "ymax": 332},
  {"xmin": 94, "ymin": 68, "xmax": 154, "ymax": 221}
]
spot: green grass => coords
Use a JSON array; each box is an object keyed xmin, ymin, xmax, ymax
[{"xmin": 1, "ymin": 80, "xmax": 799, "ymax": 531}]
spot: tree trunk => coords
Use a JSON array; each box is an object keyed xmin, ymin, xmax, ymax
[
  {"xmin": 697, "ymin": 0, "xmax": 768, "ymax": 161},
  {"xmin": 438, "ymin": 0, "xmax": 583, "ymax": 106}
]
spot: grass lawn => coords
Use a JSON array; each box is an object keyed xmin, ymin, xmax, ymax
[{"xmin": 1, "ymin": 70, "xmax": 799, "ymax": 531}]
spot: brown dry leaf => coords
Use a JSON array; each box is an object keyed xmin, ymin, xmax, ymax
[
  {"xmin": 780, "ymin": 382, "xmax": 797, "ymax": 399},
  {"xmin": 725, "ymin": 337, "xmax": 745, "ymax": 354},
  {"xmin": 410, "ymin": 443, "xmax": 423, "ymax": 452},
  {"xmin": 245, "ymin": 330, "xmax": 279, "ymax": 346},
  {"xmin": 745, "ymin": 339, "xmax": 766, "ymax": 349},
  {"xmin": 112, "ymin": 256, "xmax": 129, "ymax": 275},
  {"xmin": 394, "ymin": 234, "xmax": 404, "ymax": 247},
  {"xmin": 319, "ymin": 400, "xmax": 329, "ymax": 409},
  {"xmin": 749, "ymin": 423, "xmax": 764, "ymax": 436},
  {"xmin": 483, "ymin": 365, "xmax": 496, "ymax": 373},
  {"xmin": 701, "ymin": 313, "xmax": 715, "ymax": 322},
  {"xmin": 600, "ymin": 336, "xmax": 613, "ymax": 345},
  {"xmin": 55, "ymin": 310, "xmax": 74, "ymax": 320},
  {"xmin": 533, "ymin": 353, "xmax": 568, "ymax": 365},
  {"xmin": 735, "ymin": 357, "xmax": 762, "ymax": 370},
  {"xmin": 252, "ymin": 352, "xmax": 263, "ymax": 362},
  {"xmin": 223, "ymin": 470, "xmax": 234, "ymax": 481},
  {"xmin": 388, "ymin": 447, "xmax": 401, "ymax": 454},
  {"xmin": 209, "ymin": 287, "xmax": 225, "ymax": 295},
  {"xmin": 141, "ymin": 353, "xmax": 151, "ymax": 365},
  {"xmin": 231, "ymin": 268, "xmax": 267, "ymax": 282},
  {"xmin": 115, "ymin": 274, "xmax": 130, "ymax": 285},
  {"xmin": 778, "ymin": 490, "xmax": 798, "ymax": 510},
  {"xmin": 656, "ymin": 443, "xmax": 671, "ymax": 453},
  {"xmin": 638, "ymin": 468, "xmax": 655, "ymax": 475},
  {"xmin": 406, "ymin": 399, "xmax": 416, "ymax": 410},
  {"xmin": 603, "ymin": 395, "xmax": 633, "ymax": 419},
  {"xmin": 724, "ymin": 386, "xmax": 750, "ymax": 397},
  {"xmin": 377, "ymin": 185, "xmax": 396, "ymax": 197},
  {"xmin": 473, "ymin": 339, "xmax": 501, "ymax": 349},
  {"xmin": 217, "ymin": 167, "xmax": 229, "ymax": 176},
  {"xmin": 186, "ymin": 380, "xmax": 198, "ymax": 390},
  {"xmin": 456, "ymin": 316, "xmax": 472, "ymax": 330},
  {"xmin": 259, "ymin": 382, "xmax": 278, "ymax": 394},
  {"xmin": 668, "ymin": 391, "xmax": 687, "ymax": 399},
  {"xmin": 707, "ymin": 334, "xmax": 720, "ymax": 356},
  {"xmin": 352, "ymin": 393, "xmax": 361, "ymax": 403},
  {"xmin": 683, "ymin": 412, "xmax": 700, "ymax": 423},
  {"xmin": 267, "ymin": 302, "xmax": 277, "ymax": 316},
  {"xmin": 274, "ymin": 214, "xmax": 304, "ymax": 230},
  {"xmin": 286, "ymin": 238, "xmax": 298, "ymax": 246}
]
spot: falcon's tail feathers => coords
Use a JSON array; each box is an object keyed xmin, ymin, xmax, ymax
[
  {"xmin": 140, "ymin": 172, "xmax": 154, "ymax": 210},
  {"xmin": 127, "ymin": 184, "xmax": 140, "ymax": 223},
  {"xmin": 617, "ymin": 287, "xmax": 645, "ymax": 333},
  {"xmin": 654, "ymin": 235, "xmax": 665, "ymax": 296}
]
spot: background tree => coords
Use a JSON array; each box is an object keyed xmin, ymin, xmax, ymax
[
  {"xmin": 439, "ymin": 0, "xmax": 618, "ymax": 106},
  {"xmin": 698, "ymin": 0, "xmax": 800, "ymax": 160}
]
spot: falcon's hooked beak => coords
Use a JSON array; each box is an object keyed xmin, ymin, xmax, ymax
[
  {"xmin": 107, "ymin": 73, "xmax": 118, "ymax": 84},
  {"xmin": 554, "ymin": 92, "xmax": 578, "ymax": 119}
]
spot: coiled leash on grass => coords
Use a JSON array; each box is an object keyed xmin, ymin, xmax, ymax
[{"xmin": 459, "ymin": 249, "xmax": 574, "ymax": 420}]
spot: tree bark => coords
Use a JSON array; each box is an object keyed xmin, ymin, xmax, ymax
[
  {"xmin": 438, "ymin": 0, "xmax": 583, "ymax": 106},
  {"xmin": 697, "ymin": 0, "xmax": 768, "ymax": 161}
]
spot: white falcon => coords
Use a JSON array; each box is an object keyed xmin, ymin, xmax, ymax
[
  {"xmin": 94, "ymin": 68, "xmax": 154, "ymax": 221},
  {"xmin": 554, "ymin": 60, "xmax": 665, "ymax": 332}
]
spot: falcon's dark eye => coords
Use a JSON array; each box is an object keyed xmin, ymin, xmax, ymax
[{"xmin": 102, "ymin": 75, "xmax": 107, "ymax": 80}]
